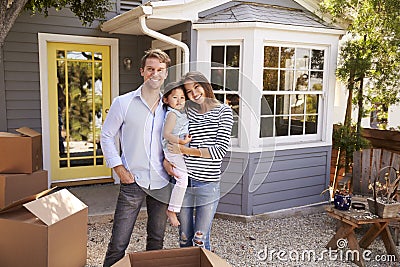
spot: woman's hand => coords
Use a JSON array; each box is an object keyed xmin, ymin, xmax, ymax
[{"xmin": 167, "ymin": 142, "xmax": 183, "ymax": 155}]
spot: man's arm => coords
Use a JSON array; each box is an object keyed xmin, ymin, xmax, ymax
[{"xmin": 101, "ymin": 97, "xmax": 135, "ymax": 184}]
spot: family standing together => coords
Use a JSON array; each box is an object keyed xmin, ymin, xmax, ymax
[{"xmin": 100, "ymin": 49, "xmax": 233, "ymax": 267}]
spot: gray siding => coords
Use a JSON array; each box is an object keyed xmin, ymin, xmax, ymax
[
  {"xmin": 3, "ymin": 7, "xmax": 152, "ymax": 133},
  {"xmin": 218, "ymin": 146, "xmax": 331, "ymax": 215}
]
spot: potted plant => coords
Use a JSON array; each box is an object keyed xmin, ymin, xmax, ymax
[
  {"xmin": 333, "ymin": 184, "xmax": 352, "ymax": 210},
  {"xmin": 367, "ymin": 166, "xmax": 400, "ymax": 218}
]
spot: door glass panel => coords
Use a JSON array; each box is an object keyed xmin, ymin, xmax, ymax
[
  {"xmin": 57, "ymin": 50, "xmax": 65, "ymax": 59},
  {"xmin": 67, "ymin": 61, "xmax": 93, "ymax": 160},
  {"xmin": 67, "ymin": 51, "xmax": 92, "ymax": 60},
  {"xmin": 94, "ymin": 52, "xmax": 103, "ymax": 60},
  {"xmin": 57, "ymin": 60, "xmax": 67, "ymax": 158},
  {"xmin": 56, "ymin": 51, "xmax": 105, "ymax": 168}
]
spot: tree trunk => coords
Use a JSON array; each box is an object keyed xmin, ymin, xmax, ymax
[
  {"xmin": 344, "ymin": 70, "xmax": 355, "ymax": 127},
  {"xmin": 356, "ymin": 75, "xmax": 364, "ymax": 135},
  {"xmin": 0, "ymin": 0, "xmax": 30, "ymax": 45}
]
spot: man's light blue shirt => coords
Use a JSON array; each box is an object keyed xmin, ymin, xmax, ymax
[{"xmin": 100, "ymin": 86, "xmax": 169, "ymax": 190}]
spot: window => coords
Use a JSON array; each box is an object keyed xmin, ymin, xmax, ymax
[
  {"xmin": 210, "ymin": 45, "xmax": 240, "ymax": 138},
  {"xmin": 260, "ymin": 45, "xmax": 325, "ymax": 139}
]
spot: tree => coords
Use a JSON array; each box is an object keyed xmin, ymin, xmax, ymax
[
  {"xmin": 0, "ymin": 0, "xmax": 111, "ymax": 55},
  {"xmin": 320, "ymin": 0, "xmax": 400, "ymax": 190},
  {"xmin": 320, "ymin": 0, "xmax": 400, "ymax": 132}
]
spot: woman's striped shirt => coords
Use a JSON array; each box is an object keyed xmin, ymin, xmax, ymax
[{"xmin": 185, "ymin": 104, "xmax": 233, "ymax": 182}]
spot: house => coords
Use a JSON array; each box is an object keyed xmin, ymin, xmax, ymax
[{"xmin": 0, "ymin": 0, "xmax": 345, "ymax": 216}]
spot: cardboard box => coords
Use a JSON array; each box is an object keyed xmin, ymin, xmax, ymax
[
  {"xmin": 112, "ymin": 247, "xmax": 231, "ymax": 267},
  {"xmin": 0, "ymin": 170, "xmax": 48, "ymax": 209},
  {"xmin": 0, "ymin": 127, "xmax": 43, "ymax": 173},
  {"xmin": 0, "ymin": 188, "xmax": 88, "ymax": 267}
]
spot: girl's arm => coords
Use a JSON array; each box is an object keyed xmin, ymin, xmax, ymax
[
  {"xmin": 163, "ymin": 112, "xmax": 177, "ymax": 143},
  {"xmin": 163, "ymin": 112, "xmax": 188, "ymax": 145}
]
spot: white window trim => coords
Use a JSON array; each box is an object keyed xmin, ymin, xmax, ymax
[
  {"xmin": 261, "ymin": 41, "xmax": 330, "ymax": 146},
  {"xmin": 38, "ymin": 33, "xmax": 119, "ymax": 186}
]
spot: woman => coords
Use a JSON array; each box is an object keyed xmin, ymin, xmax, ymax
[{"xmin": 167, "ymin": 71, "xmax": 233, "ymax": 250}]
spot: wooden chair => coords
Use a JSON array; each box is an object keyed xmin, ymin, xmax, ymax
[{"xmin": 352, "ymin": 148, "xmax": 400, "ymax": 245}]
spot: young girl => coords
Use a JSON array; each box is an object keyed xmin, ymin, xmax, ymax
[{"xmin": 162, "ymin": 81, "xmax": 191, "ymax": 227}]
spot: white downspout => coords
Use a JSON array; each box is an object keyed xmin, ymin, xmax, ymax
[{"xmin": 139, "ymin": 15, "xmax": 190, "ymax": 74}]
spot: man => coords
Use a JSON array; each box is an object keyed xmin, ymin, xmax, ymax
[{"xmin": 101, "ymin": 49, "xmax": 171, "ymax": 267}]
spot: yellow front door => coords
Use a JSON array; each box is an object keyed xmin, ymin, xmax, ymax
[{"xmin": 47, "ymin": 42, "xmax": 111, "ymax": 183}]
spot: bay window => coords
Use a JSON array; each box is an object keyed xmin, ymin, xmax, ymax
[{"xmin": 260, "ymin": 45, "xmax": 325, "ymax": 140}]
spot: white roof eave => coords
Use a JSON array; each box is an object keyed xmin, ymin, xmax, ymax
[
  {"xmin": 101, "ymin": 0, "xmax": 231, "ymax": 35},
  {"xmin": 193, "ymin": 22, "xmax": 346, "ymax": 36}
]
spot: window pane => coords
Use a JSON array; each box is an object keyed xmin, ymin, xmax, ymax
[
  {"xmin": 296, "ymin": 48, "xmax": 310, "ymax": 70},
  {"xmin": 295, "ymin": 71, "xmax": 309, "ymax": 91},
  {"xmin": 211, "ymin": 69, "xmax": 224, "ymax": 90},
  {"xmin": 276, "ymin": 95, "xmax": 289, "ymax": 115},
  {"xmin": 305, "ymin": 115, "xmax": 318, "ymax": 134},
  {"xmin": 226, "ymin": 69, "xmax": 239, "ymax": 91},
  {"xmin": 306, "ymin": 95, "xmax": 318, "ymax": 114},
  {"xmin": 67, "ymin": 51, "xmax": 92, "ymax": 60},
  {"xmin": 311, "ymin": 49, "xmax": 324, "ymax": 70},
  {"xmin": 310, "ymin": 71, "xmax": 323, "ymax": 91},
  {"xmin": 226, "ymin": 46, "xmax": 240, "ymax": 67},
  {"xmin": 280, "ymin": 47, "xmax": 295, "ymax": 69},
  {"xmin": 290, "ymin": 94, "xmax": 304, "ymax": 115},
  {"xmin": 290, "ymin": 116, "xmax": 304, "ymax": 135},
  {"xmin": 261, "ymin": 95, "xmax": 274, "ymax": 115},
  {"xmin": 227, "ymin": 94, "xmax": 240, "ymax": 116},
  {"xmin": 211, "ymin": 46, "xmax": 224, "ymax": 66},
  {"xmin": 264, "ymin": 46, "xmax": 279, "ymax": 68},
  {"xmin": 231, "ymin": 117, "xmax": 239, "ymax": 138},
  {"xmin": 263, "ymin": 69, "xmax": 278, "ymax": 91},
  {"xmin": 276, "ymin": 116, "xmax": 289, "ymax": 136},
  {"xmin": 279, "ymin": 70, "xmax": 294, "ymax": 91},
  {"xmin": 260, "ymin": 117, "xmax": 274, "ymax": 137},
  {"xmin": 215, "ymin": 93, "xmax": 224, "ymax": 104}
]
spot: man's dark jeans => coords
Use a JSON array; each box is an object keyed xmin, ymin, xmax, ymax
[{"xmin": 103, "ymin": 183, "xmax": 170, "ymax": 267}]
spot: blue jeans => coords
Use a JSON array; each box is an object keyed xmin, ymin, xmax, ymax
[
  {"xmin": 178, "ymin": 179, "xmax": 220, "ymax": 251},
  {"xmin": 103, "ymin": 183, "xmax": 170, "ymax": 267}
]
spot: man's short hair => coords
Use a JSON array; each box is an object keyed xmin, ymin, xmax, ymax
[{"xmin": 141, "ymin": 49, "xmax": 171, "ymax": 68}]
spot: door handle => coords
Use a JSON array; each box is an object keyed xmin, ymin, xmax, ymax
[{"xmin": 105, "ymin": 108, "xmax": 109, "ymax": 113}]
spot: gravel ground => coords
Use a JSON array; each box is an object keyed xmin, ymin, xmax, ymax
[{"xmin": 86, "ymin": 210, "xmax": 400, "ymax": 267}]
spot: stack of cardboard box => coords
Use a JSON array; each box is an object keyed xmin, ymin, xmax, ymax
[
  {"xmin": 0, "ymin": 127, "xmax": 88, "ymax": 267},
  {"xmin": 0, "ymin": 127, "xmax": 48, "ymax": 210}
]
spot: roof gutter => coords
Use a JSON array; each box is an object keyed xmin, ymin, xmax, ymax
[{"xmin": 139, "ymin": 11, "xmax": 190, "ymax": 73}]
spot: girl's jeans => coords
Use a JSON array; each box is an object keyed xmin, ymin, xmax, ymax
[{"xmin": 178, "ymin": 179, "xmax": 220, "ymax": 250}]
